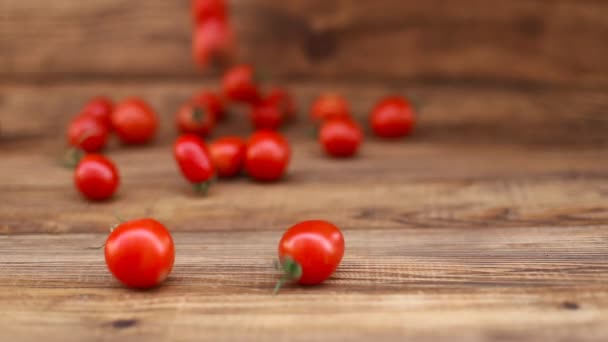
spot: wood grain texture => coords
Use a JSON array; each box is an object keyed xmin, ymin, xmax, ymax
[
  {"xmin": 1, "ymin": 0, "xmax": 608, "ymax": 87},
  {"xmin": 1, "ymin": 80, "xmax": 608, "ymax": 341}
]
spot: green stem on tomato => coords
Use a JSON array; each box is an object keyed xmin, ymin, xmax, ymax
[{"xmin": 272, "ymin": 256, "xmax": 302, "ymax": 296}]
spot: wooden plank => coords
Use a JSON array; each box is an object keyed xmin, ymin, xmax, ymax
[
  {"xmin": 1, "ymin": 0, "xmax": 607, "ymax": 86},
  {"xmin": 1, "ymin": 80, "xmax": 607, "ymax": 147},
  {"xmin": 0, "ymin": 229, "xmax": 607, "ymax": 341}
]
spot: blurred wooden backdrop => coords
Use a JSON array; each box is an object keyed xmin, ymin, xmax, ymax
[{"xmin": 1, "ymin": 0, "xmax": 607, "ymax": 86}]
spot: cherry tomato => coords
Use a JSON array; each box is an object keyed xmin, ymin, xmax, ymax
[
  {"xmin": 105, "ymin": 218, "xmax": 175, "ymax": 289},
  {"xmin": 319, "ymin": 118, "xmax": 363, "ymax": 158},
  {"xmin": 67, "ymin": 114, "xmax": 109, "ymax": 153},
  {"xmin": 275, "ymin": 220, "xmax": 345, "ymax": 292},
  {"xmin": 245, "ymin": 131, "xmax": 290, "ymax": 182},
  {"xmin": 209, "ymin": 136, "xmax": 246, "ymax": 178},
  {"xmin": 174, "ymin": 134, "xmax": 215, "ymax": 194},
  {"xmin": 175, "ymin": 101, "xmax": 216, "ymax": 137},
  {"xmin": 370, "ymin": 96, "xmax": 416, "ymax": 138},
  {"xmin": 74, "ymin": 154, "xmax": 120, "ymax": 201},
  {"xmin": 310, "ymin": 94, "xmax": 350, "ymax": 124},
  {"xmin": 192, "ymin": 0, "xmax": 227, "ymax": 23},
  {"xmin": 267, "ymin": 87, "xmax": 297, "ymax": 122},
  {"xmin": 250, "ymin": 98, "xmax": 283, "ymax": 131},
  {"xmin": 222, "ymin": 64, "xmax": 261, "ymax": 104},
  {"xmin": 192, "ymin": 17, "xmax": 234, "ymax": 69},
  {"xmin": 80, "ymin": 96, "xmax": 113, "ymax": 128},
  {"xmin": 111, "ymin": 98, "xmax": 158, "ymax": 145},
  {"xmin": 191, "ymin": 91, "xmax": 226, "ymax": 121}
]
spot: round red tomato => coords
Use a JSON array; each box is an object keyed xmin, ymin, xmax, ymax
[
  {"xmin": 245, "ymin": 131, "xmax": 290, "ymax": 182},
  {"xmin": 250, "ymin": 99, "xmax": 283, "ymax": 131},
  {"xmin": 74, "ymin": 154, "xmax": 120, "ymax": 201},
  {"xmin": 310, "ymin": 94, "xmax": 350, "ymax": 124},
  {"xmin": 319, "ymin": 118, "xmax": 363, "ymax": 158},
  {"xmin": 111, "ymin": 98, "xmax": 158, "ymax": 145},
  {"xmin": 80, "ymin": 96, "xmax": 113, "ymax": 128},
  {"xmin": 174, "ymin": 134, "xmax": 215, "ymax": 194},
  {"xmin": 209, "ymin": 136, "xmax": 246, "ymax": 178},
  {"xmin": 105, "ymin": 218, "xmax": 175, "ymax": 289},
  {"xmin": 67, "ymin": 114, "xmax": 109, "ymax": 153},
  {"xmin": 192, "ymin": 0, "xmax": 227, "ymax": 23},
  {"xmin": 276, "ymin": 220, "xmax": 345, "ymax": 292},
  {"xmin": 191, "ymin": 91, "xmax": 226, "ymax": 121},
  {"xmin": 192, "ymin": 17, "xmax": 234, "ymax": 69},
  {"xmin": 370, "ymin": 96, "xmax": 416, "ymax": 138},
  {"xmin": 222, "ymin": 64, "xmax": 261, "ymax": 104},
  {"xmin": 267, "ymin": 87, "xmax": 296, "ymax": 121},
  {"xmin": 175, "ymin": 101, "xmax": 216, "ymax": 137}
]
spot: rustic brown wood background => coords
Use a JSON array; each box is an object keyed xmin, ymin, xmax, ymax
[{"xmin": 1, "ymin": 1, "xmax": 607, "ymax": 341}]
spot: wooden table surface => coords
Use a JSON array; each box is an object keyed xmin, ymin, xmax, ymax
[{"xmin": 2, "ymin": 1, "xmax": 608, "ymax": 341}]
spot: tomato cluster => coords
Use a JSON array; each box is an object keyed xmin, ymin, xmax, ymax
[{"xmin": 59, "ymin": 1, "xmax": 424, "ymax": 292}]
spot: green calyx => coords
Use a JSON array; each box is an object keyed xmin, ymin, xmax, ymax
[
  {"xmin": 272, "ymin": 256, "xmax": 302, "ymax": 295},
  {"xmin": 62, "ymin": 148, "xmax": 85, "ymax": 169},
  {"xmin": 192, "ymin": 106, "xmax": 205, "ymax": 123},
  {"xmin": 192, "ymin": 179, "xmax": 215, "ymax": 196}
]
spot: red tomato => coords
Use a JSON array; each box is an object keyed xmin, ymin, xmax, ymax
[
  {"xmin": 192, "ymin": 0, "xmax": 227, "ymax": 23},
  {"xmin": 174, "ymin": 134, "xmax": 215, "ymax": 194},
  {"xmin": 192, "ymin": 17, "xmax": 234, "ymax": 69},
  {"xmin": 276, "ymin": 220, "xmax": 345, "ymax": 292},
  {"xmin": 250, "ymin": 98, "xmax": 283, "ymax": 131},
  {"xmin": 209, "ymin": 136, "xmax": 246, "ymax": 178},
  {"xmin": 319, "ymin": 118, "xmax": 363, "ymax": 158},
  {"xmin": 175, "ymin": 101, "xmax": 216, "ymax": 137},
  {"xmin": 74, "ymin": 154, "xmax": 120, "ymax": 201},
  {"xmin": 80, "ymin": 96, "xmax": 113, "ymax": 128},
  {"xmin": 111, "ymin": 98, "xmax": 158, "ymax": 145},
  {"xmin": 67, "ymin": 114, "xmax": 109, "ymax": 153},
  {"xmin": 245, "ymin": 131, "xmax": 290, "ymax": 182},
  {"xmin": 310, "ymin": 94, "xmax": 350, "ymax": 123},
  {"xmin": 191, "ymin": 91, "xmax": 226, "ymax": 121},
  {"xmin": 267, "ymin": 88, "xmax": 297, "ymax": 121},
  {"xmin": 105, "ymin": 218, "xmax": 175, "ymax": 289},
  {"xmin": 370, "ymin": 96, "xmax": 416, "ymax": 138},
  {"xmin": 222, "ymin": 64, "xmax": 261, "ymax": 104}
]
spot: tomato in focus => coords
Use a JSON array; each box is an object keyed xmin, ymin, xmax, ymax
[
  {"xmin": 209, "ymin": 136, "xmax": 246, "ymax": 178},
  {"xmin": 310, "ymin": 94, "xmax": 350, "ymax": 124},
  {"xmin": 276, "ymin": 220, "xmax": 345, "ymax": 292},
  {"xmin": 74, "ymin": 154, "xmax": 120, "ymax": 201},
  {"xmin": 319, "ymin": 118, "xmax": 363, "ymax": 158},
  {"xmin": 111, "ymin": 98, "xmax": 158, "ymax": 145},
  {"xmin": 67, "ymin": 114, "xmax": 109, "ymax": 153},
  {"xmin": 245, "ymin": 131, "xmax": 290, "ymax": 182},
  {"xmin": 370, "ymin": 96, "xmax": 416, "ymax": 138},
  {"xmin": 222, "ymin": 64, "xmax": 261, "ymax": 104},
  {"xmin": 173, "ymin": 134, "xmax": 215, "ymax": 194},
  {"xmin": 105, "ymin": 218, "xmax": 175, "ymax": 289}
]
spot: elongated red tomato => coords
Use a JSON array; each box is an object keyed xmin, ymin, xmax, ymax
[
  {"xmin": 74, "ymin": 154, "xmax": 120, "ymax": 201},
  {"xmin": 245, "ymin": 131, "xmax": 290, "ymax": 182},
  {"xmin": 81, "ymin": 96, "xmax": 114, "ymax": 128},
  {"xmin": 370, "ymin": 96, "xmax": 416, "ymax": 138},
  {"xmin": 209, "ymin": 136, "xmax": 246, "ymax": 178},
  {"xmin": 192, "ymin": 0, "xmax": 227, "ymax": 23},
  {"xmin": 192, "ymin": 17, "xmax": 234, "ymax": 69},
  {"xmin": 105, "ymin": 218, "xmax": 175, "ymax": 289},
  {"xmin": 275, "ymin": 220, "xmax": 345, "ymax": 293},
  {"xmin": 319, "ymin": 118, "xmax": 363, "ymax": 158},
  {"xmin": 174, "ymin": 134, "xmax": 215, "ymax": 194},
  {"xmin": 67, "ymin": 114, "xmax": 109, "ymax": 153},
  {"xmin": 175, "ymin": 101, "xmax": 216, "ymax": 137},
  {"xmin": 111, "ymin": 98, "xmax": 158, "ymax": 145},
  {"xmin": 222, "ymin": 64, "xmax": 261, "ymax": 104},
  {"xmin": 310, "ymin": 94, "xmax": 350, "ymax": 124}
]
